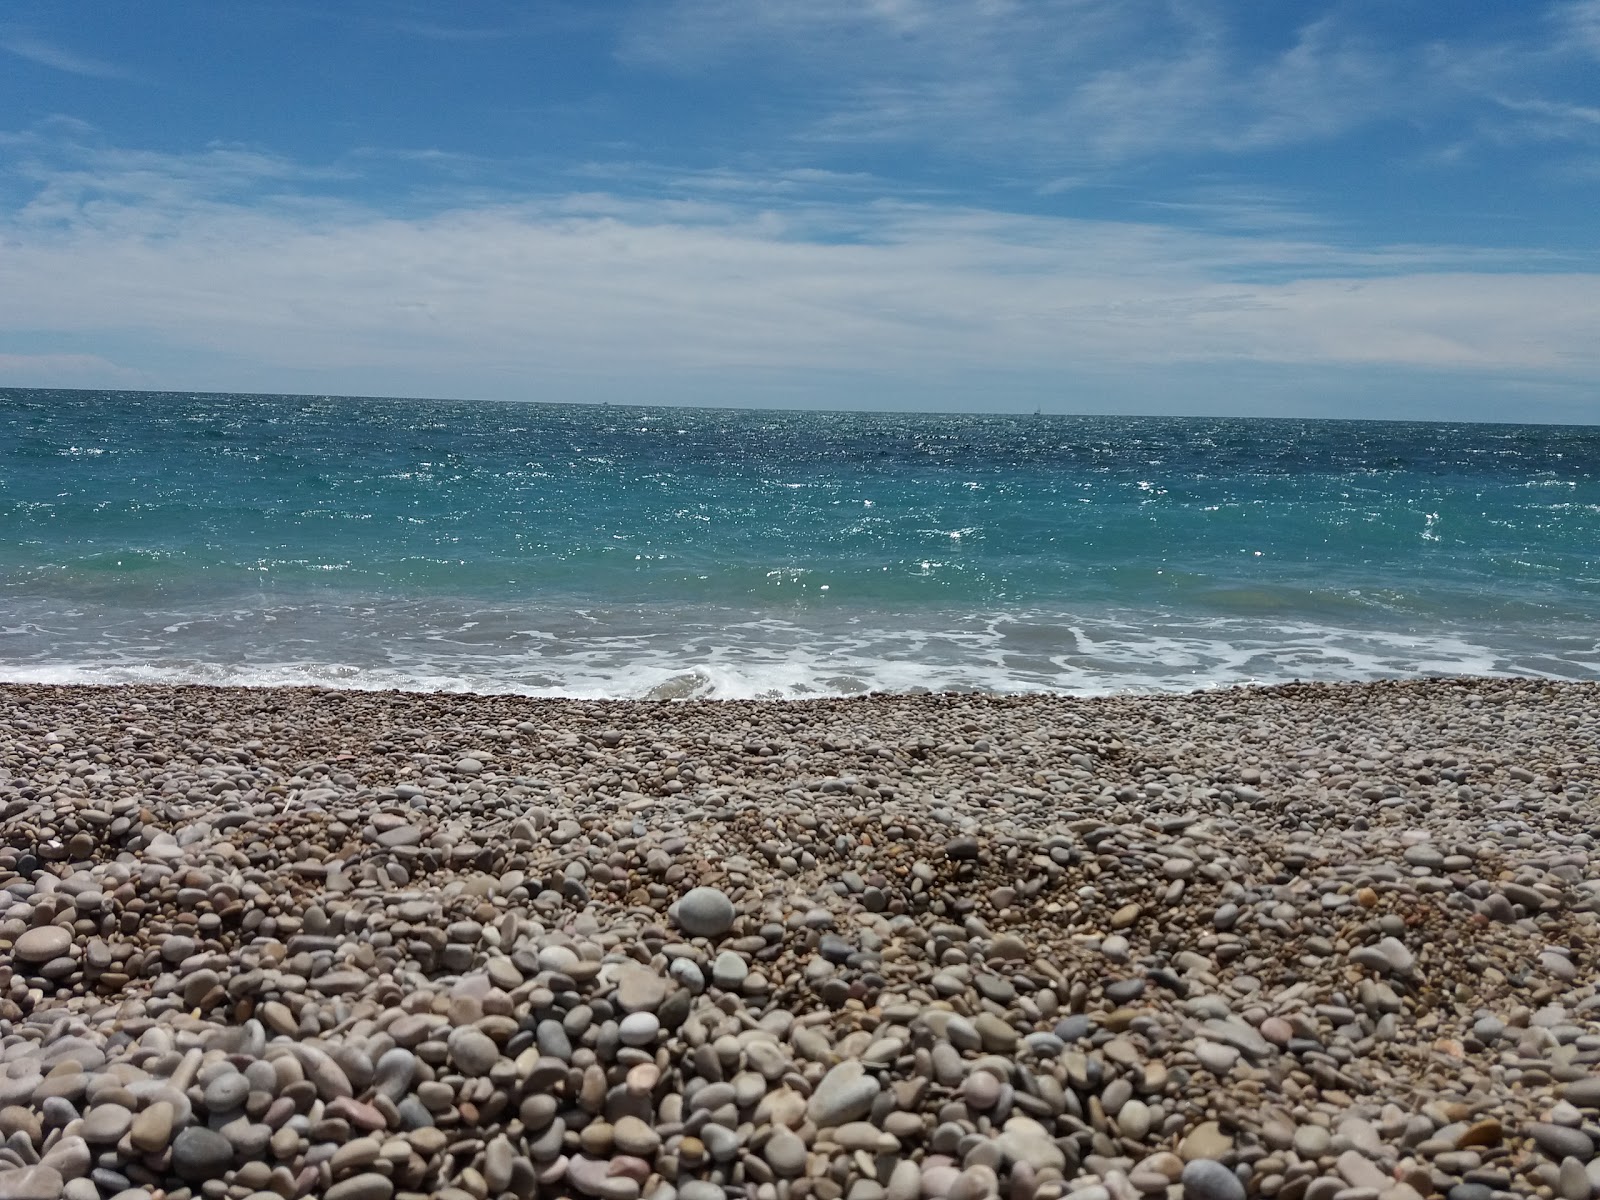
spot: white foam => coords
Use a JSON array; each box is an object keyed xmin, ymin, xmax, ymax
[{"xmin": 1, "ymin": 608, "xmax": 1593, "ymax": 700}]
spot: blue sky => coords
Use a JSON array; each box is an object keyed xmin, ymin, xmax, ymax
[{"xmin": 1, "ymin": 1, "xmax": 1598, "ymax": 421}]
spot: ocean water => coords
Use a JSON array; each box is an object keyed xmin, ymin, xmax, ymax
[{"xmin": 2, "ymin": 388, "xmax": 1597, "ymax": 698}]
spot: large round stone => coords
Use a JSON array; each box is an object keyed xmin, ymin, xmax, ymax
[
  {"xmin": 618, "ymin": 1011, "xmax": 659, "ymax": 1046},
  {"xmin": 447, "ymin": 1028, "xmax": 499, "ymax": 1076},
  {"xmin": 675, "ymin": 887, "xmax": 736, "ymax": 938},
  {"xmin": 172, "ymin": 1126, "xmax": 234, "ymax": 1182},
  {"xmin": 14, "ymin": 927, "xmax": 70, "ymax": 964}
]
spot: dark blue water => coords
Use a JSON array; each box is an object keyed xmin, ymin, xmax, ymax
[{"xmin": 2, "ymin": 389, "xmax": 1596, "ymax": 696}]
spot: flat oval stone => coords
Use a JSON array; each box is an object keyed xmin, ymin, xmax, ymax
[
  {"xmin": 567, "ymin": 1155, "xmax": 640, "ymax": 1200},
  {"xmin": 81, "ymin": 1104, "xmax": 133, "ymax": 1145},
  {"xmin": 325, "ymin": 1174, "xmax": 396, "ymax": 1200},
  {"xmin": 973, "ymin": 1013, "xmax": 1017, "ymax": 1052},
  {"xmin": 14, "ymin": 927, "xmax": 71, "ymax": 964},
  {"xmin": 1531, "ymin": 1124, "xmax": 1594, "ymax": 1161},
  {"xmin": 808, "ymin": 1061, "xmax": 881, "ymax": 1128},
  {"xmin": 0, "ymin": 1165, "xmax": 64, "ymax": 1200},
  {"xmin": 1118, "ymin": 1099, "xmax": 1152, "ymax": 1141}
]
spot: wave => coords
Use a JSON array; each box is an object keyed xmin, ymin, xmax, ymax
[{"xmin": 2, "ymin": 609, "xmax": 1593, "ymax": 700}]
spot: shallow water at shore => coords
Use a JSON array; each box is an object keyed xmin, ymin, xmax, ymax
[{"xmin": 4, "ymin": 389, "xmax": 1598, "ymax": 697}]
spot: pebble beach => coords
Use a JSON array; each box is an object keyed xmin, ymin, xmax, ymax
[{"xmin": 2, "ymin": 677, "xmax": 1599, "ymax": 1200}]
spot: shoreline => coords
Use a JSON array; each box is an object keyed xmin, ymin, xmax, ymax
[
  {"xmin": 1, "ymin": 670, "xmax": 1590, "ymax": 703},
  {"xmin": 2, "ymin": 675, "xmax": 1598, "ymax": 1200}
]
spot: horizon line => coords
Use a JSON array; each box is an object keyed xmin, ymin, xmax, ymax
[{"xmin": 3, "ymin": 384, "xmax": 1596, "ymax": 429}]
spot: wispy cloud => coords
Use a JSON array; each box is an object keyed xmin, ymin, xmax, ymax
[
  {"xmin": 3, "ymin": 134, "xmax": 356, "ymax": 230},
  {"xmin": 1136, "ymin": 189, "xmax": 1327, "ymax": 236},
  {"xmin": 620, "ymin": 0, "xmax": 1600, "ymax": 181},
  {"xmin": 1491, "ymin": 95, "xmax": 1600, "ymax": 136},
  {"xmin": 0, "ymin": 34, "xmax": 138, "ymax": 81},
  {"xmin": 622, "ymin": 1, "xmax": 1406, "ymax": 167},
  {"xmin": 1554, "ymin": 0, "xmax": 1600, "ymax": 57}
]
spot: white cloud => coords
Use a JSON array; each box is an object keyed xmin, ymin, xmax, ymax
[{"xmin": 2, "ymin": 141, "xmax": 1597, "ymax": 414}]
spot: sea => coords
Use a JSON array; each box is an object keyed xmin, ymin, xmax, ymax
[{"xmin": 2, "ymin": 388, "xmax": 1597, "ymax": 699}]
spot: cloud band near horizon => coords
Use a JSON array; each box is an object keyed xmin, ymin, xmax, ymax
[{"xmin": 1, "ymin": 139, "xmax": 1596, "ymax": 421}]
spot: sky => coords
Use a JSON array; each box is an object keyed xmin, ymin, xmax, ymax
[{"xmin": 1, "ymin": 1, "xmax": 1598, "ymax": 422}]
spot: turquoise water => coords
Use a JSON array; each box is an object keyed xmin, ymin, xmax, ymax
[{"xmin": 2, "ymin": 388, "xmax": 1597, "ymax": 696}]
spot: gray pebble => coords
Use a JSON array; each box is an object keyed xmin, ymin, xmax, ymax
[
  {"xmin": 675, "ymin": 887, "xmax": 736, "ymax": 938},
  {"xmin": 1182, "ymin": 1159, "xmax": 1246, "ymax": 1200},
  {"xmin": 171, "ymin": 1127, "xmax": 234, "ymax": 1183}
]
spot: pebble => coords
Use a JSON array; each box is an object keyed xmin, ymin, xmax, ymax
[
  {"xmin": 1180, "ymin": 1123, "xmax": 1234, "ymax": 1162},
  {"xmin": 765, "ymin": 1128, "xmax": 808, "ymax": 1176},
  {"xmin": 712, "ymin": 948, "xmax": 749, "ymax": 989},
  {"xmin": 1531, "ymin": 1124, "xmax": 1594, "ymax": 1161},
  {"xmin": 82, "ymin": 1103, "xmax": 132, "ymax": 1144},
  {"xmin": 809, "ymin": 1060, "xmax": 881, "ymax": 1127},
  {"xmin": 964, "ymin": 1072, "xmax": 1001, "ymax": 1109},
  {"xmin": 615, "ymin": 964, "xmax": 669, "ymax": 1012},
  {"xmin": 675, "ymin": 886, "xmax": 736, "ymax": 937},
  {"xmin": 447, "ymin": 1027, "xmax": 500, "ymax": 1075},
  {"xmin": 1182, "ymin": 1160, "xmax": 1246, "ymax": 1200},
  {"xmin": 128, "ymin": 1101, "xmax": 174, "ymax": 1154},
  {"xmin": 997, "ymin": 1117, "xmax": 1066, "ymax": 1172},
  {"xmin": 1195, "ymin": 1042, "xmax": 1238, "ymax": 1075},
  {"xmin": 0, "ymin": 1167, "xmax": 64, "ymax": 1200},
  {"xmin": 171, "ymin": 1126, "xmax": 234, "ymax": 1182},
  {"xmin": 618, "ymin": 1011, "xmax": 660, "ymax": 1045},
  {"xmin": 1118, "ymin": 1098, "xmax": 1152, "ymax": 1141},
  {"xmin": 1557, "ymin": 1158, "xmax": 1590, "ymax": 1200},
  {"xmin": 12, "ymin": 926, "xmax": 70, "ymax": 964},
  {"xmin": 1295, "ymin": 1126, "xmax": 1332, "ymax": 1159},
  {"xmin": 612, "ymin": 1115, "xmax": 660, "ymax": 1157},
  {"xmin": 324, "ymin": 1175, "xmax": 395, "ymax": 1200},
  {"xmin": 0, "ymin": 678, "xmax": 1596, "ymax": 1200},
  {"xmin": 1562, "ymin": 1079, "xmax": 1600, "ymax": 1109}
]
